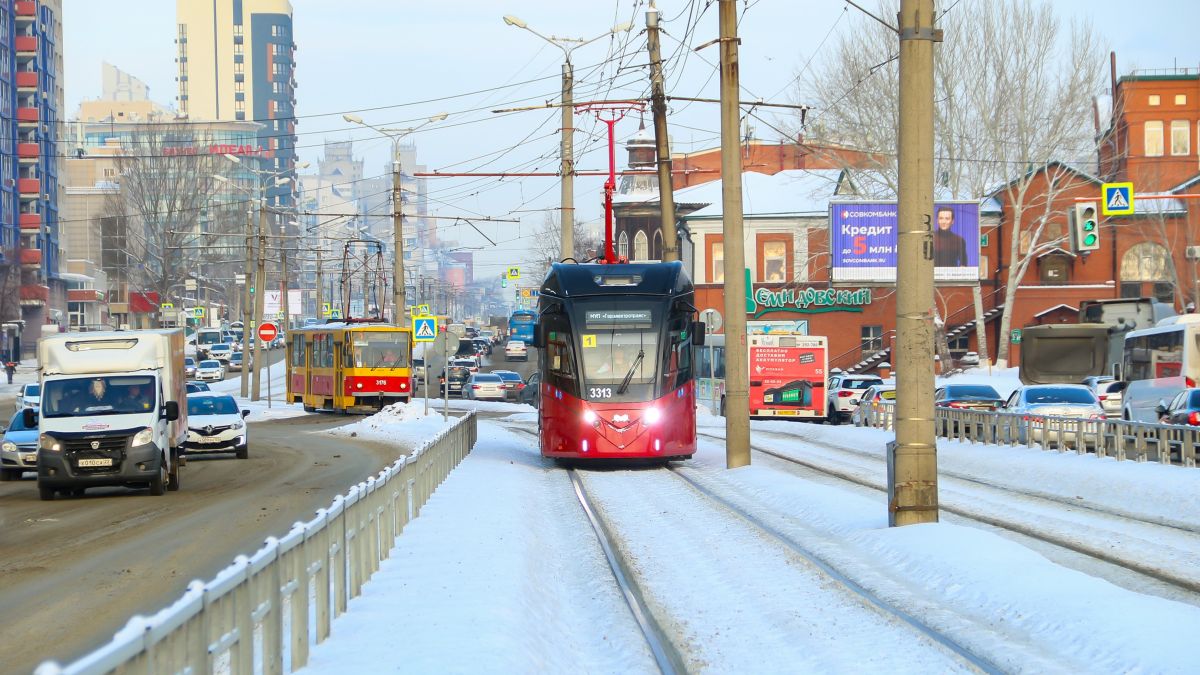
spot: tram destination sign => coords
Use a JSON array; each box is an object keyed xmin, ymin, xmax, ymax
[{"xmin": 585, "ymin": 309, "xmax": 653, "ymax": 326}]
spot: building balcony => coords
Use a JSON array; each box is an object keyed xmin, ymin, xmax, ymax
[
  {"xmin": 18, "ymin": 178, "xmax": 39, "ymax": 196},
  {"xmin": 14, "ymin": 2, "xmax": 36, "ymax": 19},
  {"xmin": 68, "ymin": 289, "xmax": 103, "ymax": 303},
  {"xmin": 19, "ymin": 248, "xmax": 41, "ymax": 267},
  {"xmin": 15, "ymin": 36, "xmax": 37, "ymax": 55},
  {"xmin": 16, "ymin": 107, "xmax": 38, "ymax": 124},
  {"xmin": 19, "ymin": 283, "xmax": 48, "ymax": 307},
  {"xmin": 17, "ymin": 143, "xmax": 38, "ymax": 160},
  {"xmin": 19, "ymin": 213, "xmax": 40, "ymax": 230},
  {"xmin": 15, "ymin": 71, "xmax": 38, "ymax": 89}
]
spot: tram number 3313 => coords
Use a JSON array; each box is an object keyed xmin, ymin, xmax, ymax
[{"xmin": 589, "ymin": 387, "xmax": 613, "ymax": 399}]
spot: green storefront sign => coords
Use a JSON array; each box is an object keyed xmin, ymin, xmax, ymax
[{"xmin": 744, "ymin": 269, "xmax": 873, "ymax": 318}]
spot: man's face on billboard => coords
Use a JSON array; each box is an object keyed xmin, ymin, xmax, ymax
[{"xmin": 937, "ymin": 209, "xmax": 954, "ymax": 231}]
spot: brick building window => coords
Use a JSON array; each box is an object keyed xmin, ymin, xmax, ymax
[
  {"xmin": 861, "ymin": 325, "xmax": 883, "ymax": 355},
  {"xmin": 763, "ymin": 241, "xmax": 787, "ymax": 282},
  {"xmin": 1176, "ymin": 94, "xmax": 1187, "ymax": 105},
  {"xmin": 617, "ymin": 231, "xmax": 628, "ymax": 259},
  {"xmin": 1171, "ymin": 120, "xmax": 1190, "ymax": 156},
  {"xmin": 1144, "ymin": 121, "xmax": 1164, "ymax": 156},
  {"xmin": 708, "ymin": 238, "xmax": 724, "ymax": 283},
  {"xmin": 633, "ymin": 230, "xmax": 648, "ymax": 261},
  {"xmin": 1149, "ymin": 94, "xmax": 1160, "ymax": 106}
]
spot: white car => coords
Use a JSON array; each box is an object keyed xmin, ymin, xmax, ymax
[
  {"xmin": 826, "ymin": 374, "xmax": 884, "ymax": 424},
  {"xmin": 451, "ymin": 357, "xmax": 479, "ymax": 373},
  {"xmin": 184, "ymin": 393, "xmax": 249, "ymax": 459},
  {"xmin": 196, "ymin": 359, "xmax": 226, "ymax": 381},
  {"xmin": 14, "ymin": 383, "xmax": 40, "ymax": 411},
  {"xmin": 505, "ymin": 340, "xmax": 528, "ymax": 361},
  {"xmin": 207, "ymin": 343, "xmax": 233, "ymax": 362},
  {"xmin": 464, "ymin": 372, "xmax": 507, "ymax": 401},
  {"xmin": 1002, "ymin": 384, "xmax": 1105, "ymax": 445}
]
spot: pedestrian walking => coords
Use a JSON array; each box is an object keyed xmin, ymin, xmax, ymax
[{"xmin": 4, "ymin": 361, "xmax": 15, "ymax": 385}]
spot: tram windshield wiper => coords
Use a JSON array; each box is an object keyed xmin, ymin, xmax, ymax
[{"xmin": 617, "ymin": 349, "xmax": 644, "ymax": 395}]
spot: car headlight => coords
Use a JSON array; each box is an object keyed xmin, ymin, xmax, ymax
[
  {"xmin": 232, "ymin": 420, "xmax": 244, "ymax": 430},
  {"xmin": 132, "ymin": 427, "xmax": 155, "ymax": 447},
  {"xmin": 39, "ymin": 433, "xmax": 61, "ymax": 453},
  {"xmin": 2, "ymin": 441, "xmax": 16, "ymax": 453}
]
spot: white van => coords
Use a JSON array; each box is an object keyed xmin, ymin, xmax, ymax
[{"xmin": 33, "ymin": 330, "xmax": 187, "ymax": 500}]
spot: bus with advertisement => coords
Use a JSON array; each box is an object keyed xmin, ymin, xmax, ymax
[
  {"xmin": 696, "ymin": 330, "xmax": 828, "ymax": 420},
  {"xmin": 286, "ymin": 323, "xmax": 414, "ymax": 414}
]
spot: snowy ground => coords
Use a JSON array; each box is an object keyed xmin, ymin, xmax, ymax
[{"xmin": 296, "ymin": 387, "xmax": 1200, "ymax": 673}]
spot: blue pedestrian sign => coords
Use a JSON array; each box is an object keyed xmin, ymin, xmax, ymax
[
  {"xmin": 1101, "ymin": 182, "xmax": 1134, "ymax": 216},
  {"xmin": 412, "ymin": 315, "xmax": 437, "ymax": 342}
]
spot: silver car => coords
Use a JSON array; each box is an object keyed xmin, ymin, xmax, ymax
[
  {"xmin": 464, "ymin": 373, "xmax": 506, "ymax": 401},
  {"xmin": 1002, "ymin": 384, "xmax": 1104, "ymax": 444}
]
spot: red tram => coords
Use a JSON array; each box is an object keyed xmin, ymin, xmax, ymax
[{"xmin": 533, "ymin": 261, "xmax": 703, "ymax": 461}]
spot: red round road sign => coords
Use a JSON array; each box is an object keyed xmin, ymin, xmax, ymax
[{"xmin": 258, "ymin": 322, "xmax": 279, "ymax": 342}]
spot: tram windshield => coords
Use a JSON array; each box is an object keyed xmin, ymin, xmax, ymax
[
  {"xmin": 577, "ymin": 307, "xmax": 658, "ymax": 388},
  {"xmin": 351, "ymin": 331, "xmax": 410, "ymax": 369}
]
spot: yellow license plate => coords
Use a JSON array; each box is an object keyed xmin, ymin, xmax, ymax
[{"xmin": 775, "ymin": 410, "xmax": 797, "ymax": 416}]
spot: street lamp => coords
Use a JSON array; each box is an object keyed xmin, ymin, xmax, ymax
[
  {"xmin": 503, "ymin": 15, "xmax": 632, "ymax": 261},
  {"xmin": 343, "ymin": 112, "xmax": 448, "ymax": 325}
]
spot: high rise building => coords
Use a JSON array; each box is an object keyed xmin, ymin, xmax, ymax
[
  {"xmin": 175, "ymin": 0, "xmax": 297, "ymax": 208},
  {"xmin": 0, "ymin": 0, "xmax": 65, "ymax": 356}
]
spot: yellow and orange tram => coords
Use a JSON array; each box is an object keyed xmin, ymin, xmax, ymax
[{"xmin": 287, "ymin": 323, "xmax": 414, "ymax": 413}]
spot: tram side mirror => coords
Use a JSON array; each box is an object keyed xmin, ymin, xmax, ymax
[
  {"xmin": 692, "ymin": 321, "xmax": 706, "ymax": 346},
  {"xmin": 530, "ymin": 323, "xmax": 544, "ymax": 349}
]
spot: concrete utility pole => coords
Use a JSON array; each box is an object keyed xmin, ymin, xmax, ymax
[
  {"xmin": 392, "ymin": 145, "xmax": 406, "ymax": 324},
  {"xmin": 241, "ymin": 209, "xmax": 253, "ymax": 399},
  {"xmin": 718, "ymin": 0, "xmax": 750, "ymax": 469},
  {"xmin": 281, "ymin": 236, "xmax": 289, "ymax": 330},
  {"xmin": 252, "ymin": 201, "xmax": 267, "ymax": 401},
  {"xmin": 315, "ymin": 245, "xmax": 324, "ymax": 323},
  {"xmin": 890, "ymin": 0, "xmax": 941, "ymax": 526},
  {"xmin": 560, "ymin": 62, "xmax": 575, "ymax": 260},
  {"xmin": 645, "ymin": 3, "xmax": 678, "ymax": 262}
]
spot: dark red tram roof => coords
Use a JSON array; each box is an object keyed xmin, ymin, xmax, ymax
[{"xmin": 539, "ymin": 261, "xmax": 694, "ymax": 299}]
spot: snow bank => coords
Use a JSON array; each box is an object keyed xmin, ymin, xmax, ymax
[{"xmin": 325, "ymin": 400, "xmax": 457, "ymax": 446}]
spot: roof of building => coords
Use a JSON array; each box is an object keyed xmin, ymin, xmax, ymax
[{"xmin": 1034, "ymin": 303, "xmax": 1080, "ymax": 319}]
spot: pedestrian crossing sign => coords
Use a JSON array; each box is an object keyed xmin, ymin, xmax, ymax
[
  {"xmin": 413, "ymin": 315, "xmax": 437, "ymax": 342},
  {"xmin": 417, "ymin": 304, "xmax": 430, "ymax": 315},
  {"xmin": 1101, "ymin": 181, "xmax": 1134, "ymax": 216},
  {"xmin": 507, "ymin": 266, "xmax": 520, "ymax": 280}
]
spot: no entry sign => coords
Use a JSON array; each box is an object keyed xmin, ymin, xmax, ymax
[{"xmin": 258, "ymin": 322, "xmax": 279, "ymax": 343}]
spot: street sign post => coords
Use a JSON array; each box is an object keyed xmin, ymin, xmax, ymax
[{"xmin": 1101, "ymin": 182, "xmax": 1135, "ymax": 216}]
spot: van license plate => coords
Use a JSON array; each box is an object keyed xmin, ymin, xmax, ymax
[
  {"xmin": 22, "ymin": 453, "xmax": 36, "ymax": 463},
  {"xmin": 78, "ymin": 458, "xmax": 113, "ymax": 468}
]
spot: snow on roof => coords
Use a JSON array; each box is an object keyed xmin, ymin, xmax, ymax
[
  {"xmin": 679, "ymin": 169, "xmax": 845, "ymax": 219},
  {"xmin": 1034, "ymin": 303, "xmax": 1079, "ymax": 318}
]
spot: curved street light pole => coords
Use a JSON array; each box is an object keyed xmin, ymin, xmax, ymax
[
  {"xmin": 503, "ymin": 15, "xmax": 632, "ymax": 262},
  {"xmin": 343, "ymin": 113, "xmax": 447, "ymax": 325}
]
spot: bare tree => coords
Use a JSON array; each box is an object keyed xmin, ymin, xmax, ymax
[
  {"xmin": 104, "ymin": 122, "xmax": 225, "ymax": 322},
  {"xmin": 530, "ymin": 212, "xmax": 599, "ymax": 280},
  {"xmin": 796, "ymin": 0, "xmax": 1106, "ymax": 367}
]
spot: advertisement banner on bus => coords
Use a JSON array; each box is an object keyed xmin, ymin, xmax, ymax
[
  {"xmin": 748, "ymin": 334, "xmax": 828, "ymax": 418},
  {"xmin": 829, "ymin": 200, "xmax": 980, "ymax": 285}
]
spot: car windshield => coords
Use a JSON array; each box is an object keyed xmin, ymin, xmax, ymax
[
  {"xmin": 231, "ymin": 353, "xmax": 243, "ymax": 362},
  {"xmin": 447, "ymin": 367, "xmax": 470, "ymax": 380},
  {"xmin": 24, "ymin": 384, "xmax": 40, "ymax": 396},
  {"xmin": 351, "ymin": 331, "xmax": 410, "ymax": 368},
  {"xmin": 200, "ymin": 360, "xmax": 220, "ymax": 368},
  {"xmin": 187, "ymin": 395, "xmax": 240, "ymax": 416},
  {"xmin": 947, "ymin": 385, "xmax": 1000, "ymax": 399},
  {"xmin": 1026, "ymin": 387, "xmax": 1097, "ymax": 405},
  {"xmin": 8, "ymin": 411, "xmax": 35, "ymax": 431},
  {"xmin": 42, "ymin": 375, "xmax": 157, "ymax": 418},
  {"xmin": 843, "ymin": 379, "xmax": 880, "ymax": 390},
  {"xmin": 494, "ymin": 371, "xmax": 522, "ymax": 382}
]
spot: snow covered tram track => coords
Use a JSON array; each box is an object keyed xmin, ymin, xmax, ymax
[
  {"xmin": 660, "ymin": 465, "xmax": 1004, "ymax": 675},
  {"xmin": 698, "ymin": 430, "xmax": 1200, "ymax": 598},
  {"xmin": 566, "ymin": 469, "xmax": 688, "ymax": 675}
]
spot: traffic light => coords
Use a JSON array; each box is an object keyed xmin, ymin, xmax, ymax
[{"xmin": 1071, "ymin": 201, "xmax": 1100, "ymax": 253}]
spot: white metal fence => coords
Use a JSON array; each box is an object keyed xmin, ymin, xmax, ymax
[
  {"xmin": 859, "ymin": 405, "xmax": 1199, "ymax": 467},
  {"xmin": 36, "ymin": 412, "xmax": 478, "ymax": 675}
]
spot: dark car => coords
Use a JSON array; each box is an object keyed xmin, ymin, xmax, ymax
[
  {"xmin": 186, "ymin": 381, "xmax": 212, "ymax": 394},
  {"xmin": 493, "ymin": 370, "xmax": 525, "ymax": 400},
  {"xmin": 472, "ymin": 338, "xmax": 493, "ymax": 356},
  {"xmin": 440, "ymin": 366, "xmax": 471, "ymax": 398},
  {"xmin": 518, "ymin": 371, "xmax": 541, "ymax": 407},
  {"xmin": 1158, "ymin": 388, "xmax": 1200, "ymax": 426},
  {"xmin": 934, "ymin": 384, "xmax": 1005, "ymax": 411}
]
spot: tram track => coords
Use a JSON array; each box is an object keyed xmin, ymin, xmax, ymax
[
  {"xmin": 505, "ymin": 422, "xmax": 1001, "ymax": 672},
  {"xmin": 698, "ymin": 428, "xmax": 1200, "ymax": 598}
]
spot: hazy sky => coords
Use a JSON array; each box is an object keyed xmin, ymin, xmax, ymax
[{"xmin": 63, "ymin": 1, "xmax": 1199, "ymax": 278}]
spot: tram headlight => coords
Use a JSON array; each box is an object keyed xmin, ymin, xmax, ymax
[
  {"xmin": 644, "ymin": 407, "xmax": 662, "ymax": 425},
  {"xmin": 583, "ymin": 409, "xmax": 598, "ymax": 425}
]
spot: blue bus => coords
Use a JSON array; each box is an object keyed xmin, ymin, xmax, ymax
[{"xmin": 509, "ymin": 310, "xmax": 536, "ymax": 344}]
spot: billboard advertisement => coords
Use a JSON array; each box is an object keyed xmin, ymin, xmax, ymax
[
  {"xmin": 747, "ymin": 334, "xmax": 828, "ymax": 419},
  {"xmin": 829, "ymin": 201, "xmax": 980, "ymax": 284},
  {"xmin": 263, "ymin": 290, "xmax": 304, "ymax": 317}
]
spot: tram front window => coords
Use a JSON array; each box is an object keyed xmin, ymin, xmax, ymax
[
  {"xmin": 352, "ymin": 332, "xmax": 411, "ymax": 368},
  {"xmin": 580, "ymin": 331, "xmax": 658, "ymax": 386}
]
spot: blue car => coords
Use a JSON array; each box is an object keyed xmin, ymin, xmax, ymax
[{"xmin": 1, "ymin": 409, "xmax": 38, "ymax": 481}]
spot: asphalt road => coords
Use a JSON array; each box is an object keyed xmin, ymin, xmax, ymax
[{"xmin": 0, "ymin": 409, "xmax": 418, "ymax": 674}]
